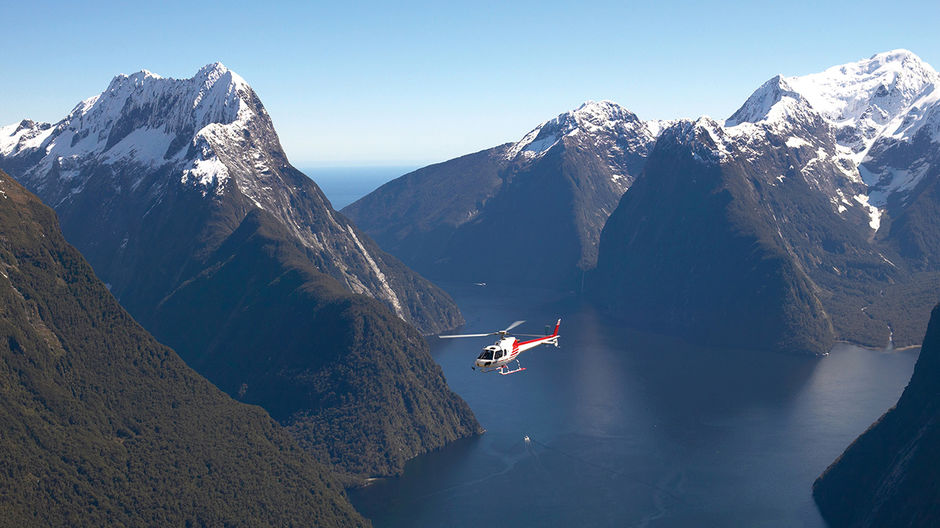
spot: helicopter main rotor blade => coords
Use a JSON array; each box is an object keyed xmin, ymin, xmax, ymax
[
  {"xmin": 438, "ymin": 333, "xmax": 495, "ymax": 339},
  {"xmin": 513, "ymin": 333, "xmax": 545, "ymax": 337},
  {"xmin": 502, "ymin": 320, "xmax": 525, "ymax": 333}
]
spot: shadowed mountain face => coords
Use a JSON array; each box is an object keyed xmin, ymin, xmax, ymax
[
  {"xmin": 0, "ymin": 172, "xmax": 366, "ymax": 527},
  {"xmin": 0, "ymin": 64, "xmax": 478, "ymax": 480},
  {"xmin": 813, "ymin": 304, "xmax": 940, "ymax": 527},
  {"xmin": 591, "ymin": 51, "xmax": 940, "ymax": 354},
  {"xmin": 590, "ymin": 120, "xmax": 838, "ymax": 356},
  {"xmin": 342, "ymin": 101, "xmax": 658, "ymax": 289}
]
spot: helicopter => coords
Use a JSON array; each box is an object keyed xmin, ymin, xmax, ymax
[{"xmin": 439, "ymin": 318, "xmax": 561, "ymax": 375}]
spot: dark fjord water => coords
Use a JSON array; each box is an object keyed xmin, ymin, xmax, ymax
[{"xmin": 348, "ymin": 284, "xmax": 919, "ymax": 527}]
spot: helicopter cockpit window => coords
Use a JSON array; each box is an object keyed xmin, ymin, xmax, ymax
[
  {"xmin": 478, "ymin": 349, "xmax": 495, "ymax": 360},
  {"xmin": 495, "ymin": 349, "xmax": 504, "ymax": 359}
]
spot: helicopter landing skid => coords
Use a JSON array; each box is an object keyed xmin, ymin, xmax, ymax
[
  {"xmin": 477, "ymin": 360, "xmax": 526, "ymax": 375},
  {"xmin": 498, "ymin": 364, "xmax": 526, "ymax": 375}
]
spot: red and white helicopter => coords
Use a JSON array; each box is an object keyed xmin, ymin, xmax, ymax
[{"xmin": 439, "ymin": 319, "xmax": 561, "ymax": 375}]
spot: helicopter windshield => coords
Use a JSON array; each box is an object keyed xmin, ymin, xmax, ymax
[
  {"xmin": 479, "ymin": 346, "xmax": 504, "ymax": 361},
  {"xmin": 478, "ymin": 349, "xmax": 495, "ymax": 360}
]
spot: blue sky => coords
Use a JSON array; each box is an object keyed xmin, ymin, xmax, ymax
[{"xmin": 3, "ymin": 1, "xmax": 939, "ymax": 166}]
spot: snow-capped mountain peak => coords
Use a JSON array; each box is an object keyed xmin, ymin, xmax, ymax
[
  {"xmin": 723, "ymin": 50, "xmax": 940, "ymax": 209},
  {"xmin": 0, "ymin": 119, "xmax": 55, "ymax": 157},
  {"xmin": 725, "ymin": 75, "xmax": 810, "ymax": 127},
  {"xmin": 784, "ymin": 50, "xmax": 938, "ymax": 148},
  {"xmin": 570, "ymin": 100, "xmax": 640, "ymax": 130},
  {"xmin": 506, "ymin": 100, "xmax": 653, "ymax": 160},
  {"xmin": 727, "ymin": 50, "xmax": 940, "ymax": 161},
  {"xmin": 1, "ymin": 63, "xmax": 270, "ymax": 198},
  {"xmin": 787, "ymin": 50, "xmax": 937, "ymax": 124},
  {"xmin": 196, "ymin": 61, "xmax": 232, "ymax": 82}
]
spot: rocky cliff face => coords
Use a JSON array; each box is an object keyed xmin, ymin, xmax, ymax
[
  {"xmin": 0, "ymin": 171, "xmax": 366, "ymax": 526},
  {"xmin": 342, "ymin": 101, "xmax": 659, "ymax": 288},
  {"xmin": 813, "ymin": 304, "xmax": 940, "ymax": 527},
  {"xmin": 0, "ymin": 64, "xmax": 479, "ymax": 480}
]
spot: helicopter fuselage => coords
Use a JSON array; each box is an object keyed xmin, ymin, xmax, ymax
[{"xmin": 475, "ymin": 334, "xmax": 558, "ymax": 370}]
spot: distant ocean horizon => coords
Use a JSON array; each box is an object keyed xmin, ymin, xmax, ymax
[{"xmin": 300, "ymin": 166, "xmax": 420, "ymax": 209}]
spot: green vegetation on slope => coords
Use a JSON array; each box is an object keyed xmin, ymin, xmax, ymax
[
  {"xmin": 0, "ymin": 172, "xmax": 366, "ymax": 527},
  {"xmin": 149, "ymin": 209, "xmax": 482, "ymax": 482}
]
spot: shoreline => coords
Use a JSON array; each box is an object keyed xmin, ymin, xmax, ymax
[{"xmin": 834, "ymin": 339, "xmax": 921, "ymax": 353}]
